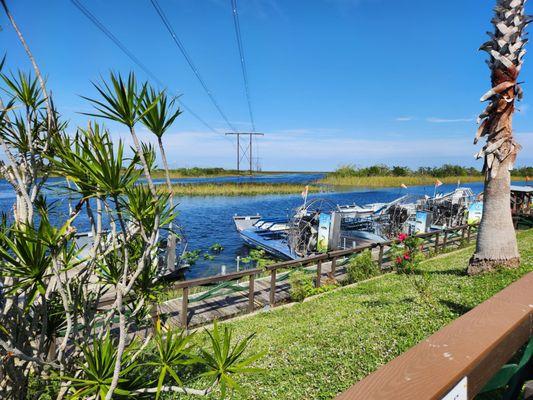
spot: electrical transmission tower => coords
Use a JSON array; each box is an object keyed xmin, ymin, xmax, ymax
[{"xmin": 225, "ymin": 132, "xmax": 264, "ymax": 174}]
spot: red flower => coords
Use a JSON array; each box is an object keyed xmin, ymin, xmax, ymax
[
  {"xmin": 403, "ymin": 253, "xmax": 410, "ymax": 260},
  {"xmin": 395, "ymin": 257, "xmax": 403, "ymax": 264},
  {"xmin": 398, "ymin": 233, "xmax": 408, "ymax": 242}
]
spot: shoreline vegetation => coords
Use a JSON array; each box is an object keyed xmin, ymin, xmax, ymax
[
  {"xmin": 318, "ymin": 164, "xmax": 531, "ymax": 187},
  {"xmin": 318, "ymin": 174, "xmax": 485, "ymax": 187},
  {"xmin": 163, "ymin": 182, "xmax": 322, "ymax": 196},
  {"xmin": 151, "ymin": 167, "xmax": 323, "ymax": 179},
  {"xmin": 148, "ymin": 164, "xmax": 532, "ymax": 196}
]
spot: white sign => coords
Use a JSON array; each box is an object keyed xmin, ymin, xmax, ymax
[{"xmin": 441, "ymin": 377, "xmax": 467, "ymax": 400}]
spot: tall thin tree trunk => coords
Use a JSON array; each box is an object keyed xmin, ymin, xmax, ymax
[
  {"xmin": 1, "ymin": 0, "xmax": 53, "ymax": 130},
  {"xmin": 468, "ymin": 0, "xmax": 527, "ymax": 274},
  {"xmin": 158, "ymin": 138, "xmax": 177, "ymax": 271},
  {"xmin": 129, "ymin": 126, "xmax": 157, "ymax": 196}
]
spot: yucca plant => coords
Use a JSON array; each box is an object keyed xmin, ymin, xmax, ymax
[
  {"xmin": 197, "ymin": 321, "xmax": 264, "ymax": 398},
  {"xmin": 469, "ymin": 0, "xmax": 529, "ymax": 273},
  {"xmin": 1, "ymin": 6, "xmax": 264, "ymax": 398},
  {"xmin": 50, "ymin": 124, "xmax": 141, "ymax": 200},
  {"xmin": 64, "ymin": 333, "xmax": 138, "ymax": 399},
  {"xmin": 0, "ymin": 223, "xmax": 52, "ymax": 308},
  {"xmin": 123, "ymin": 185, "xmax": 176, "ymax": 237},
  {"xmin": 140, "ymin": 88, "xmax": 182, "ymax": 271},
  {"xmin": 83, "ymin": 72, "xmax": 159, "ymax": 195},
  {"xmin": 144, "ymin": 325, "xmax": 195, "ymax": 399},
  {"xmin": 0, "ymin": 67, "xmax": 55, "ymax": 224}
]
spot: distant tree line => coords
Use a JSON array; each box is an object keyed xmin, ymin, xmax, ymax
[
  {"xmin": 167, "ymin": 167, "xmax": 230, "ymax": 176},
  {"xmin": 330, "ymin": 164, "xmax": 532, "ymax": 178}
]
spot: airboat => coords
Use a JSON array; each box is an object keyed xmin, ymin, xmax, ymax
[{"xmin": 233, "ymin": 188, "xmax": 479, "ymax": 261}]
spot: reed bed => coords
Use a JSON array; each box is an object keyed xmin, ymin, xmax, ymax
[
  {"xmin": 152, "ymin": 168, "xmax": 321, "ymax": 179},
  {"xmin": 161, "ymin": 182, "xmax": 321, "ymax": 196},
  {"xmin": 318, "ymin": 175, "xmax": 485, "ymax": 187}
]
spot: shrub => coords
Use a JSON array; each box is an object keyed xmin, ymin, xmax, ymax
[
  {"xmin": 391, "ymin": 233, "xmax": 425, "ymax": 274},
  {"xmin": 346, "ymin": 249, "xmax": 380, "ymax": 283},
  {"xmin": 289, "ymin": 270, "xmax": 314, "ymax": 302},
  {"xmin": 391, "ymin": 233, "xmax": 435, "ymax": 305},
  {"xmin": 289, "ymin": 270, "xmax": 339, "ymax": 301}
]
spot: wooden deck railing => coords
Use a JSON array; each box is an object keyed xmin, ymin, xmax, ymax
[
  {"xmin": 167, "ymin": 223, "xmax": 478, "ymax": 329},
  {"xmin": 335, "ymin": 271, "xmax": 533, "ymax": 400}
]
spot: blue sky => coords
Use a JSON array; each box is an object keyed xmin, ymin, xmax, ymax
[{"xmin": 2, "ymin": 0, "xmax": 532, "ymax": 171}]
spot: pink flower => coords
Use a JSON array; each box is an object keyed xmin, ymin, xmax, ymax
[
  {"xmin": 398, "ymin": 233, "xmax": 408, "ymax": 242},
  {"xmin": 395, "ymin": 257, "xmax": 403, "ymax": 264},
  {"xmin": 403, "ymin": 253, "xmax": 410, "ymax": 260}
]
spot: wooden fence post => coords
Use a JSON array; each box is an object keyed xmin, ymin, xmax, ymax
[
  {"xmin": 316, "ymin": 260, "xmax": 322, "ymax": 288},
  {"xmin": 378, "ymin": 244, "xmax": 384, "ymax": 268},
  {"xmin": 434, "ymin": 232, "xmax": 440, "ymax": 253},
  {"xmin": 442, "ymin": 230, "xmax": 448, "ymax": 250},
  {"xmin": 467, "ymin": 225, "xmax": 472, "ymax": 242},
  {"xmin": 269, "ymin": 269, "xmax": 276, "ymax": 307},
  {"xmin": 248, "ymin": 274, "xmax": 255, "ymax": 312},
  {"xmin": 461, "ymin": 226, "xmax": 466, "ymax": 242},
  {"xmin": 330, "ymin": 257, "xmax": 337, "ymax": 278},
  {"xmin": 181, "ymin": 286, "xmax": 189, "ymax": 330}
]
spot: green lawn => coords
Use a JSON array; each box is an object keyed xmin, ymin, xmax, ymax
[{"xmin": 170, "ymin": 229, "xmax": 533, "ymax": 400}]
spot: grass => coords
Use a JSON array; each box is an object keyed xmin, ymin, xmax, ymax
[
  {"xmin": 151, "ymin": 168, "xmax": 323, "ymax": 179},
  {"xmin": 319, "ymin": 174, "xmax": 529, "ymax": 187},
  {"xmin": 161, "ymin": 182, "xmax": 322, "ymax": 196},
  {"xmin": 167, "ymin": 229, "xmax": 533, "ymax": 399},
  {"xmin": 319, "ymin": 175, "xmax": 485, "ymax": 187}
]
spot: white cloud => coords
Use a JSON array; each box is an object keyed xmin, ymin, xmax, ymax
[
  {"xmin": 426, "ymin": 117, "xmax": 474, "ymax": 123},
  {"xmin": 104, "ymin": 127, "xmax": 533, "ymax": 171},
  {"xmin": 396, "ymin": 116, "xmax": 414, "ymax": 122}
]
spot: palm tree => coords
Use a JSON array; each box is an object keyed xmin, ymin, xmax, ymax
[{"xmin": 468, "ymin": 0, "xmax": 528, "ymax": 274}]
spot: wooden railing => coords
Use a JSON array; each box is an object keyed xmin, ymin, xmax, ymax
[
  {"xmin": 168, "ymin": 224, "xmax": 478, "ymax": 329},
  {"xmin": 335, "ymin": 271, "xmax": 533, "ymax": 400}
]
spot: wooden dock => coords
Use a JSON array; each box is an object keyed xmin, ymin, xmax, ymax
[
  {"xmin": 158, "ymin": 258, "xmax": 347, "ymax": 328},
  {"xmin": 132, "ymin": 224, "xmax": 475, "ymax": 332}
]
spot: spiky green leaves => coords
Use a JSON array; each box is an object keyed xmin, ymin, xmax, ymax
[
  {"xmin": 140, "ymin": 88, "xmax": 182, "ymax": 139},
  {"xmin": 197, "ymin": 321, "xmax": 264, "ymax": 398},
  {"xmin": 0, "ymin": 224, "xmax": 52, "ymax": 306},
  {"xmin": 1, "ymin": 70, "xmax": 44, "ymax": 110},
  {"xmin": 0, "ymin": 204, "xmax": 81, "ymax": 309},
  {"xmin": 146, "ymin": 325, "xmax": 195, "ymax": 399},
  {"xmin": 64, "ymin": 333, "xmax": 138, "ymax": 399},
  {"xmin": 122, "ymin": 185, "xmax": 176, "ymax": 234},
  {"xmin": 83, "ymin": 72, "xmax": 160, "ymax": 128},
  {"xmin": 60, "ymin": 323, "xmax": 263, "ymax": 399},
  {"xmin": 49, "ymin": 123, "xmax": 141, "ymax": 199}
]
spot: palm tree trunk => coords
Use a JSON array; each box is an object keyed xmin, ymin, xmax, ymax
[
  {"xmin": 469, "ymin": 157, "xmax": 519, "ymax": 274},
  {"xmin": 468, "ymin": 0, "xmax": 527, "ymax": 274},
  {"xmin": 157, "ymin": 137, "xmax": 177, "ymax": 271}
]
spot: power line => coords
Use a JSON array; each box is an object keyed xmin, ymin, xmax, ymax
[
  {"xmin": 231, "ymin": 0, "xmax": 255, "ymax": 133},
  {"xmin": 149, "ymin": 0, "xmax": 239, "ymax": 134},
  {"xmin": 70, "ymin": 0, "xmax": 226, "ymax": 139}
]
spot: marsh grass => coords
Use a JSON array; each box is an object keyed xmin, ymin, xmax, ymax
[
  {"xmin": 160, "ymin": 182, "xmax": 322, "ymax": 196},
  {"xmin": 319, "ymin": 175, "xmax": 485, "ymax": 187},
  {"xmin": 151, "ymin": 168, "xmax": 323, "ymax": 179}
]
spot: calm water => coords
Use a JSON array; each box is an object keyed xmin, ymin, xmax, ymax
[{"xmin": 0, "ymin": 175, "xmax": 528, "ymax": 279}]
